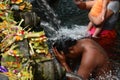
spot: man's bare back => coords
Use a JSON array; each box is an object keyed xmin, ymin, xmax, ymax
[
  {"xmin": 53, "ymin": 37, "xmax": 117, "ymax": 79},
  {"xmin": 76, "ymin": 38, "xmax": 112, "ymax": 79}
]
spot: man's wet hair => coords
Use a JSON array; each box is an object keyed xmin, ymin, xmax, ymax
[{"xmin": 53, "ymin": 36, "xmax": 77, "ymax": 54}]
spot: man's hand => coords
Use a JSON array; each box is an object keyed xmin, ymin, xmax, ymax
[
  {"xmin": 52, "ymin": 47, "xmax": 66, "ymax": 64},
  {"xmin": 100, "ymin": 10, "xmax": 106, "ymax": 22},
  {"xmin": 52, "ymin": 47, "xmax": 72, "ymax": 74}
]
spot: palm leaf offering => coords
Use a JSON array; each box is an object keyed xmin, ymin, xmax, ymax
[{"xmin": 0, "ymin": 0, "xmax": 51, "ymax": 80}]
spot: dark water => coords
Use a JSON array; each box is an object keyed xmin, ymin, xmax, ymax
[
  {"xmin": 55, "ymin": 0, "xmax": 89, "ymax": 27},
  {"xmin": 31, "ymin": 0, "xmax": 89, "ymax": 28}
]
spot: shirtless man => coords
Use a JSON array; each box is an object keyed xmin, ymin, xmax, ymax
[{"xmin": 52, "ymin": 36, "xmax": 117, "ymax": 80}]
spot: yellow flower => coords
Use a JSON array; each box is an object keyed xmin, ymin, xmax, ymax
[
  {"xmin": 0, "ymin": 3, "xmax": 6, "ymax": 10},
  {"xmin": 11, "ymin": 0, "xmax": 23, "ymax": 4},
  {"xmin": 19, "ymin": 3, "xmax": 26, "ymax": 10},
  {"xmin": 6, "ymin": 62, "xmax": 13, "ymax": 66},
  {"xmin": 13, "ymin": 50, "xmax": 17, "ymax": 55},
  {"xmin": 15, "ymin": 35, "xmax": 22, "ymax": 41},
  {"xmin": 0, "ymin": 20, "xmax": 8, "ymax": 30}
]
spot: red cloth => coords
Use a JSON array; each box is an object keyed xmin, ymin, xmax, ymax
[{"xmin": 89, "ymin": 27, "xmax": 117, "ymax": 56}]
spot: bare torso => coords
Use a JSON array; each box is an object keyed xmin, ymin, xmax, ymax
[{"xmin": 67, "ymin": 38, "xmax": 113, "ymax": 79}]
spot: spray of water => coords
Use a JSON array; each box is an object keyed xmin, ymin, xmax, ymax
[
  {"xmin": 36, "ymin": 0, "xmax": 61, "ymax": 31},
  {"xmin": 95, "ymin": 70, "xmax": 120, "ymax": 80},
  {"xmin": 40, "ymin": 21, "xmax": 58, "ymax": 37},
  {"xmin": 36, "ymin": 0, "xmax": 89, "ymax": 40},
  {"xmin": 32, "ymin": 0, "xmax": 89, "ymax": 41},
  {"xmin": 48, "ymin": 25, "xmax": 89, "ymax": 42}
]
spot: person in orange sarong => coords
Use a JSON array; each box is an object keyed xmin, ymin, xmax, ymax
[
  {"xmin": 74, "ymin": 0, "xmax": 120, "ymax": 58},
  {"xmin": 87, "ymin": 0, "xmax": 110, "ymax": 38}
]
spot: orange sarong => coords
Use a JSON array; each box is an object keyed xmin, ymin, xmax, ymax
[{"xmin": 89, "ymin": 0, "xmax": 103, "ymax": 17}]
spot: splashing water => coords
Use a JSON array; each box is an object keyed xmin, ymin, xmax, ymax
[
  {"xmin": 35, "ymin": 0, "xmax": 90, "ymax": 44},
  {"xmin": 31, "ymin": 0, "xmax": 89, "ymax": 40},
  {"xmin": 48, "ymin": 25, "xmax": 89, "ymax": 42},
  {"xmin": 36, "ymin": 0, "xmax": 61, "ymax": 31},
  {"xmin": 95, "ymin": 70, "xmax": 120, "ymax": 80},
  {"xmin": 89, "ymin": 61, "xmax": 120, "ymax": 80},
  {"xmin": 40, "ymin": 21, "xmax": 58, "ymax": 37}
]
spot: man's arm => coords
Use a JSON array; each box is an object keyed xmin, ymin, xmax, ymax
[
  {"xmin": 77, "ymin": 49, "xmax": 97, "ymax": 79},
  {"xmin": 52, "ymin": 47, "xmax": 72, "ymax": 72},
  {"xmin": 101, "ymin": 0, "xmax": 109, "ymax": 21},
  {"xmin": 73, "ymin": 0, "xmax": 96, "ymax": 10},
  {"xmin": 88, "ymin": 8, "xmax": 114, "ymax": 26}
]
